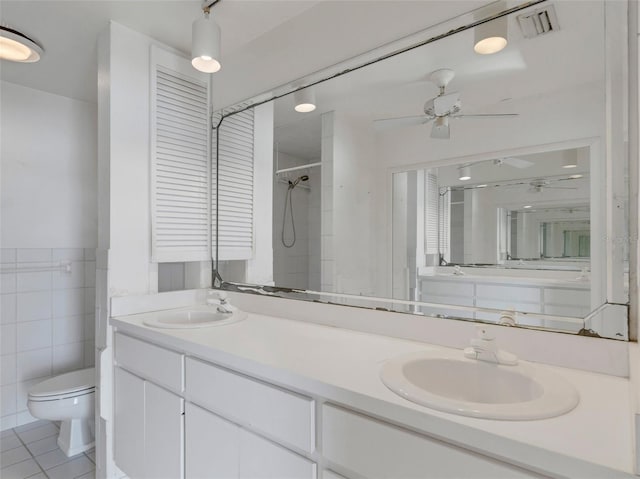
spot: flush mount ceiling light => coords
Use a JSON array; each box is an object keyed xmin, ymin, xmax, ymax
[
  {"xmin": 0, "ymin": 26, "xmax": 43, "ymax": 63},
  {"xmin": 458, "ymin": 166, "xmax": 471, "ymax": 181},
  {"xmin": 562, "ymin": 150, "xmax": 578, "ymax": 168},
  {"xmin": 474, "ymin": 2, "xmax": 508, "ymax": 55},
  {"xmin": 192, "ymin": 2, "xmax": 221, "ymax": 73},
  {"xmin": 523, "ymin": 205, "xmax": 532, "ymax": 209},
  {"xmin": 294, "ymin": 87, "xmax": 316, "ymax": 113}
]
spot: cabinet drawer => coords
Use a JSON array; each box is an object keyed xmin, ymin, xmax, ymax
[
  {"xmin": 186, "ymin": 357, "xmax": 315, "ymax": 453},
  {"xmin": 322, "ymin": 404, "xmax": 542, "ymax": 478},
  {"xmin": 115, "ymin": 332, "xmax": 183, "ymax": 392},
  {"xmin": 240, "ymin": 429, "xmax": 316, "ymax": 479}
]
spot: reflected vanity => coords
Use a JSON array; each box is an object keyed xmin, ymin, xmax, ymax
[{"xmin": 212, "ymin": 0, "xmax": 629, "ymax": 341}]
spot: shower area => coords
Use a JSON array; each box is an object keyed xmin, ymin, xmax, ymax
[{"xmin": 272, "ymin": 117, "xmax": 322, "ymax": 291}]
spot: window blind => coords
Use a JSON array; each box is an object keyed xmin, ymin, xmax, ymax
[
  {"xmin": 212, "ymin": 109, "xmax": 255, "ymax": 260},
  {"xmin": 150, "ymin": 47, "xmax": 210, "ymax": 262}
]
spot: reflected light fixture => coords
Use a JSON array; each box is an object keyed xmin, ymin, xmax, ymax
[
  {"xmin": 474, "ymin": 2, "xmax": 508, "ymax": 55},
  {"xmin": 562, "ymin": 150, "xmax": 578, "ymax": 168},
  {"xmin": 192, "ymin": 4, "xmax": 221, "ymax": 73},
  {"xmin": 458, "ymin": 166, "xmax": 471, "ymax": 181},
  {"xmin": 294, "ymin": 87, "xmax": 316, "ymax": 113},
  {"xmin": 0, "ymin": 26, "xmax": 43, "ymax": 62}
]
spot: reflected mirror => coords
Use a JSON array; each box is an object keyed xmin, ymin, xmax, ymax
[{"xmin": 213, "ymin": 0, "xmax": 629, "ymax": 339}]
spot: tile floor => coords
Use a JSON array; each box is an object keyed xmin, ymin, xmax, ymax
[{"xmin": 1, "ymin": 420, "xmax": 95, "ymax": 479}]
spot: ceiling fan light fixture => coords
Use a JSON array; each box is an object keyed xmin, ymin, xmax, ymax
[
  {"xmin": 294, "ymin": 88, "xmax": 316, "ymax": 113},
  {"xmin": 474, "ymin": 8, "xmax": 508, "ymax": 55},
  {"xmin": 0, "ymin": 26, "xmax": 43, "ymax": 62},
  {"xmin": 192, "ymin": 10, "xmax": 221, "ymax": 73},
  {"xmin": 458, "ymin": 166, "xmax": 471, "ymax": 181}
]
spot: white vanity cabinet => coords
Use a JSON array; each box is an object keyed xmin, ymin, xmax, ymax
[
  {"xmin": 114, "ymin": 333, "xmax": 184, "ymax": 479},
  {"xmin": 111, "ymin": 329, "xmax": 575, "ymax": 479},
  {"xmin": 321, "ymin": 405, "xmax": 544, "ymax": 479}
]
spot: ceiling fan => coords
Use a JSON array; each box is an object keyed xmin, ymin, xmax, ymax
[
  {"xmin": 527, "ymin": 178, "xmax": 578, "ymax": 193},
  {"xmin": 374, "ymin": 68, "xmax": 518, "ymax": 139}
]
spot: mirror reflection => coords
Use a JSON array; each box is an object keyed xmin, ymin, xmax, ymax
[{"xmin": 214, "ymin": 0, "xmax": 628, "ymax": 339}]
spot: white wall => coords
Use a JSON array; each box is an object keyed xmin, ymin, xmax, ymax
[
  {"xmin": 331, "ymin": 112, "xmax": 376, "ymax": 295},
  {"xmin": 1, "ymin": 82, "xmax": 97, "ymax": 248},
  {"xmin": 0, "ymin": 81, "xmax": 97, "ymax": 430}
]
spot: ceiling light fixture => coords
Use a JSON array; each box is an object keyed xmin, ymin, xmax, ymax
[
  {"xmin": 562, "ymin": 151, "xmax": 578, "ymax": 169},
  {"xmin": 474, "ymin": 2, "xmax": 508, "ymax": 55},
  {"xmin": 458, "ymin": 166, "xmax": 471, "ymax": 181},
  {"xmin": 476, "ymin": 184, "xmax": 488, "ymax": 188},
  {"xmin": 569, "ymin": 174, "xmax": 583, "ymax": 179},
  {"xmin": 294, "ymin": 87, "xmax": 316, "ymax": 113},
  {"xmin": 523, "ymin": 205, "xmax": 532, "ymax": 209},
  {"xmin": 0, "ymin": 26, "xmax": 43, "ymax": 63},
  {"xmin": 192, "ymin": 3, "xmax": 221, "ymax": 73}
]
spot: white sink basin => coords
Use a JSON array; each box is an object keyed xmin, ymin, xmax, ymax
[
  {"xmin": 380, "ymin": 350, "xmax": 579, "ymax": 420},
  {"xmin": 143, "ymin": 308, "xmax": 247, "ymax": 329}
]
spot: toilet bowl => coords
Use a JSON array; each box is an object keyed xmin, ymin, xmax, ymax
[{"xmin": 27, "ymin": 367, "xmax": 95, "ymax": 457}]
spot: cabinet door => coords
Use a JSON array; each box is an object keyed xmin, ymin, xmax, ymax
[
  {"xmin": 114, "ymin": 367, "xmax": 145, "ymax": 479},
  {"xmin": 239, "ymin": 429, "xmax": 316, "ymax": 479},
  {"xmin": 145, "ymin": 382, "xmax": 183, "ymax": 479},
  {"xmin": 185, "ymin": 403, "xmax": 240, "ymax": 479}
]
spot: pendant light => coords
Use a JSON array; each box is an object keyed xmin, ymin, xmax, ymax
[
  {"xmin": 0, "ymin": 26, "xmax": 43, "ymax": 63},
  {"xmin": 192, "ymin": 8, "xmax": 221, "ymax": 73},
  {"xmin": 294, "ymin": 87, "xmax": 316, "ymax": 113},
  {"xmin": 458, "ymin": 166, "xmax": 471, "ymax": 181},
  {"xmin": 474, "ymin": 1, "xmax": 508, "ymax": 55},
  {"xmin": 562, "ymin": 150, "xmax": 578, "ymax": 168}
]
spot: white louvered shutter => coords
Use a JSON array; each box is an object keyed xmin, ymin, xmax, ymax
[
  {"xmin": 151, "ymin": 46, "xmax": 211, "ymax": 262},
  {"xmin": 424, "ymin": 172, "xmax": 439, "ymax": 254},
  {"xmin": 212, "ymin": 109, "xmax": 255, "ymax": 260}
]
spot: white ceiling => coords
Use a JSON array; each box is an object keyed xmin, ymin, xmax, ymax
[{"xmin": 0, "ymin": 0, "xmax": 322, "ymax": 103}]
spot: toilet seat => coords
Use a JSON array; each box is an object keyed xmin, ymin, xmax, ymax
[{"xmin": 28, "ymin": 368, "xmax": 95, "ymax": 401}]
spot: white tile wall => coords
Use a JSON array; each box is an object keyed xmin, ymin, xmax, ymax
[{"xmin": 0, "ymin": 248, "xmax": 96, "ymax": 430}]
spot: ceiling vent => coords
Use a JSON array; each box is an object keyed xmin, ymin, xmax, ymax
[{"xmin": 517, "ymin": 5, "xmax": 560, "ymax": 39}]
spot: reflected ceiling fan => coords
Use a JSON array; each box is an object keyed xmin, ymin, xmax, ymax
[
  {"xmin": 374, "ymin": 68, "xmax": 518, "ymax": 139},
  {"xmin": 527, "ymin": 178, "xmax": 578, "ymax": 193}
]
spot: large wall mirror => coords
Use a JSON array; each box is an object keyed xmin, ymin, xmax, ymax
[{"xmin": 213, "ymin": 0, "xmax": 630, "ymax": 340}]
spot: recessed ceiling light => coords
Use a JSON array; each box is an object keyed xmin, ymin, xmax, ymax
[
  {"xmin": 569, "ymin": 174, "xmax": 583, "ymax": 179},
  {"xmin": 0, "ymin": 26, "xmax": 43, "ymax": 63},
  {"xmin": 523, "ymin": 205, "xmax": 532, "ymax": 209},
  {"xmin": 476, "ymin": 184, "xmax": 488, "ymax": 188}
]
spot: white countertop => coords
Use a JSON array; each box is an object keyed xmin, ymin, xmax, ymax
[{"xmin": 111, "ymin": 306, "xmax": 635, "ymax": 477}]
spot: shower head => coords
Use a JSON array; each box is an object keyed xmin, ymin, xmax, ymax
[{"xmin": 289, "ymin": 175, "xmax": 309, "ymax": 189}]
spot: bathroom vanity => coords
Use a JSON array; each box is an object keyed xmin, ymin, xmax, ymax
[{"xmin": 110, "ymin": 295, "xmax": 634, "ymax": 479}]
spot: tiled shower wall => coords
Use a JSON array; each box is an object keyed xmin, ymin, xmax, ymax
[{"xmin": 0, "ymin": 248, "xmax": 96, "ymax": 430}]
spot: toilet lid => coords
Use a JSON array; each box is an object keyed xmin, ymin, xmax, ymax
[{"xmin": 29, "ymin": 367, "xmax": 95, "ymax": 398}]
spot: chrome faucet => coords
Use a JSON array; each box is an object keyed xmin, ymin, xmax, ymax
[
  {"xmin": 206, "ymin": 291, "xmax": 234, "ymax": 314},
  {"xmin": 464, "ymin": 326, "xmax": 518, "ymax": 365}
]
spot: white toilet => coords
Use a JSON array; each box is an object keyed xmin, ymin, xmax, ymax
[{"xmin": 27, "ymin": 367, "xmax": 95, "ymax": 457}]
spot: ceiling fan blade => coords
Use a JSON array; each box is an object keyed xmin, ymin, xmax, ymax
[
  {"xmin": 500, "ymin": 157, "xmax": 534, "ymax": 169},
  {"xmin": 430, "ymin": 120, "xmax": 450, "ymax": 139},
  {"xmin": 452, "ymin": 113, "xmax": 519, "ymax": 119},
  {"xmin": 373, "ymin": 115, "xmax": 433, "ymax": 129},
  {"xmin": 433, "ymin": 92, "xmax": 460, "ymax": 116}
]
